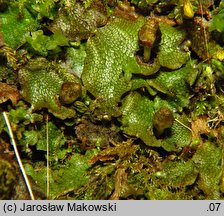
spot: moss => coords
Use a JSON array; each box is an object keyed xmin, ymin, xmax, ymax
[
  {"xmin": 0, "ymin": 159, "xmax": 16, "ymax": 199},
  {"xmin": 24, "ymin": 0, "xmax": 58, "ymax": 20},
  {"xmin": 0, "ymin": 5, "xmax": 39, "ymax": 49},
  {"xmin": 25, "ymin": 30, "xmax": 69, "ymax": 57},
  {"xmin": 1, "ymin": 0, "xmax": 224, "ymax": 200},
  {"xmin": 25, "ymin": 149, "xmax": 98, "ymax": 199}
]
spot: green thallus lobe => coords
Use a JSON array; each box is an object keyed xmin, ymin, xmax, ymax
[{"xmin": 81, "ymin": 15, "xmax": 160, "ymax": 117}]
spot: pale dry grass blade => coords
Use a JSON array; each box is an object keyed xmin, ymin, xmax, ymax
[
  {"xmin": 2, "ymin": 112, "xmax": 35, "ymax": 200},
  {"xmin": 46, "ymin": 114, "xmax": 50, "ymax": 198},
  {"xmin": 199, "ymin": 0, "xmax": 209, "ymax": 60},
  {"xmin": 175, "ymin": 118, "xmax": 193, "ymax": 134}
]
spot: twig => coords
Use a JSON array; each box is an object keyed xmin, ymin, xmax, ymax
[{"xmin": 2, "ymin": 112, "xmax": 35, "ymax": 200}]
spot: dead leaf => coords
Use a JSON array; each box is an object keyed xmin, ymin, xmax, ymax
[
  {"xmin": 191, "ymin": 115, "xmax": 210, "ymax": 140},
  {"xmin": 0, "ymin": 82, "xmax": 20, "ymax": 105}
]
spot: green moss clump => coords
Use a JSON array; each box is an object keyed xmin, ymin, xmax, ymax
[
  {"xmin": 0, "ymin": 159, "xmax": 16, "ymax": 199},
  {"xmin": 0, "ymin": 6, "xmax": 39, "ymax": 49},
  {"xmin": 25, "ymin": 30, "xmax": 69, "ymax": 57},
  {"xmin": 25, "ymin": 149, "xmax": 98, "ymax": 199}
]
